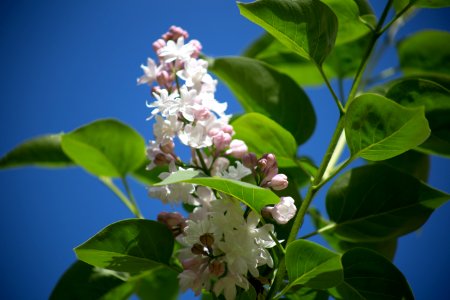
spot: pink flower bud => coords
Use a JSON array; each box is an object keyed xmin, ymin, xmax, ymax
[
  {"xmin": 160, "ymin": 140, "xmax": 175, "ymax": 154},
  {"xmin": 271, "ymin": 197, "xmax": 297, "ymax": 224},
  {"xmin": 213, "ymin": 132, "xmax": 232, "ymax": 151},
  {"xmin": 268, "ymin": 174, "xmax": 288, "ymax": 190},
  {"xmin": 157, "ymin": 212, "xmax": 186, "ymax": 236},
  {"xmin": 153, "ymin": 153, "xmax": 172, "ymax": 166},
  {"xmin": 225, "ymin": 139, "xmax": 248, "ymax": 159},
  {"xmin": 152, "ymin": 38, "xmax": 166, "ymax": 52},
  {"xmin": 221, "ymin": 124, "xmax": 234, "ymax": 134},
  {"xmin": 156, "ymin": 70, "xmax": 172, "ymax": 89},
  {"xmin": 242, "ymin": 152, "xmax": 257, "ymax": 169},
  {"xmin": 163, "ymin": 25, "xmax": 189, "ymax": 41},
  {"xmin": 194, "ymin": 106, "xmax": 211, "ymax": 121},
  {"xmin": 189, "ymin": 39, "xmax": 202, "ymax": 58}
]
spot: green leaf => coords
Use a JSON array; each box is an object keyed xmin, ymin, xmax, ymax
[
  {"xmin": 0, "ymin": 134, "xmax": 73, "ymax": 169},
  {"xmin": 329, "ymin": 248, "xmax": 414, "ymax": 300},
  {"xmin": 285, "ymin": 240, "xmax": 343, "ymax": 290},
  {"xmin": 75, "ymin": 219, "xmax": 175, "ymax": 273},
  {"xmin": 131, "ymin": 161, "xmax": 168, "ymax": 186},
  {"xmin": 386, "ymin": 78, "xmax": 450, "ymax": 157},
  {"xmin": 326, "ymin": 164, "xmax": 450, "ymax": 242},
  {"xmin": 414, "ymin": 0, "xmax": 450, "ymax": 8},
  {"xmin": 321, "ymin": 0, "xmax": 374, "ymax": 45},
  {"xmin": 231, "ymin": 113, "xmax": 297, "ymax": 167},
  {"xmin": 50, "ymin": 261, "xmax": 125, "ymax": 300},
  {"xmin": 397, "ymin": 30, "xmax": 450, "ymax": 77},
  {"xmin": 154, "ymin": 170, "xmax": 280, "ymax": 214},
  {"xmin": 378, "ymin": 150, "xmax": 430, "ymax": 182},
  {"xmin": 345, "ymin": 93, "xmax": 430, "ymax": 161},
  {"xmin": 210, "ymin": 57, "xmax": 316, "ymax": 145},
  {"xmin": 101, "ymin": 267, "xmax": 179, "ymax": 300},
  {"xmin": 238, "ymin": 0, "xmax": 338, "ymax": 65},
  {"xmin": 309, "ymin": 208, "xmax": 398, "ymax": 261},
  {"xmin": 285, "ymin": 287, "xmax": 330, "ymax": 300},
  {"xmin": 61, "ymin": 119, "xmax": 146, "ymax": 177}
]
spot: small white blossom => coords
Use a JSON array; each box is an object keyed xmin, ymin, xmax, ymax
[
  {"xmin": 222, "ymin": 162, "xmax": 252, "ymax": 181},
  {"xmin": 137, "ymin": 58, "xmax": 161, "ymax": 86},
  {"xmin": 158, "ymin": 37, "xmax": 195, "ymax": 63}
]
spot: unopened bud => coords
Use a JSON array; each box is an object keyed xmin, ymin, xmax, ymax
[
  {"xmin": 189, "ymin": 39, "xmax": 202, "ymax": 58},
  {"xmin": 160, "ymin": 140, "xmax": 175, "ymax": 154},
  {"xmin": 199, "ymin": 233, "xmax": 215, "ymax": 248},
  {"xmin": 268, "ymin": 174, "xmax": 288, "ymax": 190},
  {"xmin": 271, "ymin": 196, "xmax": 297, "ymax": 224},
  {"xmin": 225, "ymin": 139, "xmax": 248, "ymax": 159},
  {"xmin": 209, "ymin": 260, "xmax": 225, "ymax": 277},
  {"xmin": 221, "ymin": 124, "xmax": 234, "ymax": 134},
  {"xmin": 152, "ymin": 38, "xmax": 166, "ymax": 52},
  {"xmin": 213, "ymin": 132, "xmax": 232, "ymax": 151},
  {"xmin": 157, "ymin": 212, "xmax": 186, "ymax": 236},
  {"xmin": 242, "ymin": 152, "xmax": 257, "ymax": 169},
  {"xmin": 153, "ymin": 153, "xmax": 172, "ymax": 166}
]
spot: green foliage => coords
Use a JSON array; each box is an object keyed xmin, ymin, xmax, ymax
[
  {"xmin": 326, "ymin": 164, "xmax": 450, "ymax": 242},
  {"xmin": 345, "ymin": 93, "xmax": 430, "ymax": 161},
  {"xmin": 75, "ymin": 219, "xmax": 175, "ymax": 273},
  {"xmin": 154, "ymin": 170, "xmax": 280, "ymax": 214},
  {"xmin": 285, "ymin": 240, "xmax": 343, "ymax": 290},
  {"xmin": 397, "ymin": 30, "xmax": 450, "ymax": 77},
  {"xmin": 0, "ymin": 134, "xmax": 73, "ymax": 169},
  {"xmin": 238, "ymin": 0, "xmax": 338, "ymax": 65},
  {"xmin": 61, "ymin": 119, "xmax": 146, "ymax": 177},
  {"xmin": 329, "ymin": 248, "xmax": 414, "ymax": 300},
  {"xmin": 386, "ymin": 78, "xmax": 450, "ymax": 157},
  {"xmin": 210, "ymin": 57, "xmax": 316, "ymax": 145}
]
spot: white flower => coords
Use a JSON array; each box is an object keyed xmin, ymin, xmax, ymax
[
  {"xmin": 270, "ymin": 196, "xmax": 297, "ymax": 224},
  {"xmin": 178, "ymin": 123, "xmax": 212, "ymax": 149},
  {"xmin": 177, "ymin": 58, "xmax": 208, "ymax": 90},
  {"xmin": 137, "ymin": 58, "xmax": 161, "ymax": 86},
  {"xmin": 213, "ymin": 273, "xmax": 249, "ymax": 300},
  {"xmin": 158, "ymin": 37, "xmax": 195, "ymax": 63},
  {"xmin": 146, "ymin": 89, "xmax": 180, "ymax": 118},
  {"xmin": 153, "ymin": 115, "xmax": 182, "ymax": 144},
  {"xmin": 222, "ymin": 162, "xmax": 252, "ymax": 181}
]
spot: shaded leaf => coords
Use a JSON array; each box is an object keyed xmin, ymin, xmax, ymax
[
  {"xmin": 131, "ymin": 161, "xmax": 169, "ymax": 185},
  {"xmin": 386, "ymin": 78, "xmax": 450, "ymax": 157},
  {"xmin": 75, "ymin": 219, "xmax": 174, "ymax": 273},
  {"xmin": 154, "ymin": 170, "xmax": 280, "ymax": 214},
  {"xmin": 345, "ymin": 93, "xmax": 430, "ymax": 161},
  {"xmin": 0, "ymin": 134, "xmax": 73, "ymax": 169},
  {"xmin": 211, "ymin": 57, "xmax": 316, "ymax": 145},
  {"xmin": 238, "ymin": 0, "xmax": 338, "ymax": 65},
  {"xmin": 397, "ymin": 30, "xmax": 450, "ymax": 77},
  {"xmin": 326, "ymin": 164, "xmax": 450, "ymax": 242},
  {"xmin": 414, "ymin": 0, "xmax": 450, "ymax": 8},
  {"xmin": 329, "ymin": 248, "xmax": 414, "ymax": 300},
  {"xmin": 61, "ymin": 119, "xmax": 146, "ymax": 177},
  {"xmin": 285, "ymin": 240, "xmax": 343, "ymax": 290},
  {"xmin": 50, "ymin": 261, "xmax": 124, "ymax": 300},
  {"xmin": 309, "ymin": 208, "xmax": 397, "ymax": 261},
  {"xmin": 378, "ymin": 150, "xmax": 430, "ymax": 182},
  {"xmin": 285, "ymin": 287, "xmax": 329, "ymax": 300},
  {"xmin": 231, "ymin": 113, "xmax": 297, "ymax": 167}
]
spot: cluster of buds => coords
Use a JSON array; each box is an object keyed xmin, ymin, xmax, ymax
[{"xmin": 243, "ymin": 153, "xmax": 289, "ymax": 191}]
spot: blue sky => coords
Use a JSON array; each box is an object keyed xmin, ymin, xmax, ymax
[{"xmin": 0, "ymin": 1, "xmax": 449, "ymax": 299}]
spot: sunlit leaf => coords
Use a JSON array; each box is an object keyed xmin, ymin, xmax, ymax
[
  {"xmin": 326, "ymin": 164, "xmax": 450, "ymax": 242},
  {"xmin": 285, "ymin": 240, "xmax": 343, "ymax": 290},
  {"xmin": 75, "ymin": 219, "xmax": 174, "ymax": 273},
  {"xmin": 345, "ymin": 93, "xmax": 430, "ymax": 161},
  {"xmin": 397, "ymin": 30, "xmax": 450, "ymax": 77},
  {"xmin": 154, "ymin": 170, "xmax": 280, "ymax": 214},
  {"xmin": 285, "ymin": 287, "xmax": 330, "ymax": 300},
  {"xmin": 211, "ymin": 57, "xmax": 316, "ymax": 145},
  {"xmin": 0, "ymin": 134, "xmax": 73, "ymax": 169},
  {"xmin": 238, "ymin": 0, "xmax": 338, "ymax": 65},
  {"xmin": 386, "ymin": 78, "xmax": 450, "ymax": 157},
  {"xmin": 61, "ymin": 119, "xmax": 146, "ymax": 177},
  {"xmin": 329, "ymin": 248, "xmax": 414, "ymax": 300}
]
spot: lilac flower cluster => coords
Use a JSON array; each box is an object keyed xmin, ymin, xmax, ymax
[{"xmin": 138, "ymin": 26, "xmax": 297, "ymax": 300}]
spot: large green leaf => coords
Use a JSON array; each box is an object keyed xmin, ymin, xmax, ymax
[
  {"xmin": 329, "ymin": 248, "xmax": 414, "ymax": 300},
  {"xmin": 414, "ymin": 0, "xmax": 450, "ymax": 8},
  {"xmin": 386, "ymin": 78, "xmax": 450, "ymax": 157},
  {"xmin": 285, "ymin": 287, "xmax": 330, "ymax": 300},
  {"xmin": 154, "ymin": 170, "xmax": 280, "ymax": 214},
  {"xmin": 309, "ymin": 208, "xmax": 398, "ymax": 261},
  {"xmin": 102, "ymin": 267, "xmax": 179, "ymax": 300},
  {"xmin": 345, "ymin": 93, "xmax": 430, "ymax": 161},
  {"xmin": 0, "ymin": 134, "xmax": 73, "ymax": 169},
  {"xmin": 378, "ymin": 150, "xmax": 430, "ymax": 182},
  {"xmin": 326, "ymin": 164, "xmax": 450, "ymax": 242},
  {"xmin": 397, "ymin": 30, "xmax": 450, "ymax": 77},
  {"xmin": 231, "ymin": 113, "xmax": 297, "ymax": 167},
  {"xmin": 285, "ymin": 240, "xmax": 343, "ymax": 290},
  {"xmin": 61, "ymin": 119, "xmax": 146, "ymax": 177},
  {"xmin": 321, "ymin": 0, "xmax": 374, "ymax": 45},
  {"xmin": 211, "ymin": 57, "xmax": 316, "ymax": 145},
  {"xmin": 50, "ymin": 261, "xmax": 125, "ymax": 300},
  {"xmin": 75, "ymin": 219, "xmax": 175, "ymax": 273},
  {"xmin": 238, "ymin": 0, "xmax": 338, "ymax": 65},
  {"xmin": 131, "ymin": 162, "xmax": 169, "ymax": 186}
]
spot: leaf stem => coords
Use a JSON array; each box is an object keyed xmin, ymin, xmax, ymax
[
  {"xmin": 99, "ymin": 177, "xmax": 143, "ymax": 218},
  {"xmin": 318, "ymin": 65, "xmax": 345, "ymax": 115},
  {"xmin": 379, "ymin": 3, "xmax": 415, "ymax": 36},
  {"xmin": 299, "ymin": 222, "xmax": 337, "ymax": 240},
  {"xmin": 195, "ymin": 149, "xmax": 211, "ymax": 176},
  {"xmin": 121, "ymin": 176, "xmax": 144, "ymax": 219}
]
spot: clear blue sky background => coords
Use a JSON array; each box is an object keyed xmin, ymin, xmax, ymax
[{"xmin": 0, "ymin": 1, "xmax": 449, "ymax": 299}]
